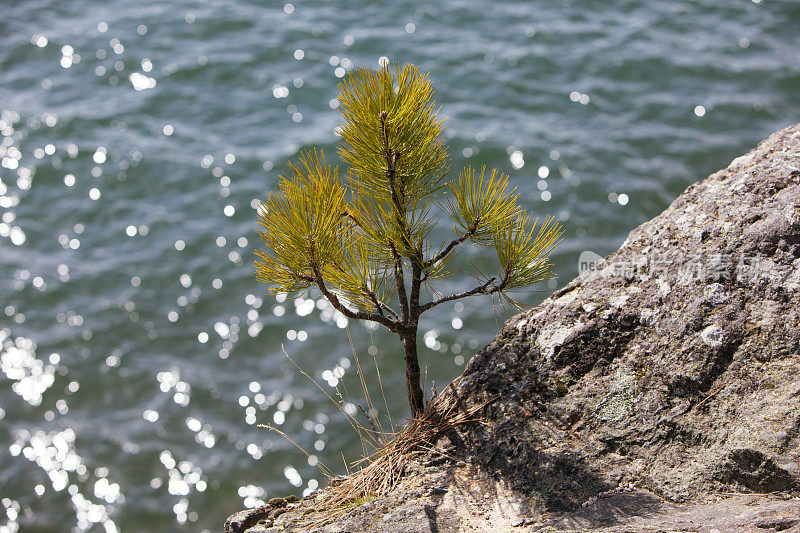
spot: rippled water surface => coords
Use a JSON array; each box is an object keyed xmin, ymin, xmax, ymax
[{"xmin": 2, "ymin": 0, "xmax": 799, "ymax": 530}]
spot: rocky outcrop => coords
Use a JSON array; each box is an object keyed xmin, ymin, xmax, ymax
[
  {"xmin": 452, "ymin": 122, "xmax": 800, "ymax": 507},
  {"xmin": 227, "ymin": 123, "xmax": 800, "ymax": 532}
]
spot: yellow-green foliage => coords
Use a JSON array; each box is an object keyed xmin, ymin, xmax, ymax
[
  {"xmin": 256, "ymin": 150, "xmax": 346, "ymax": 293},
  {"xmin": 257, "ymin": 62, "xmax": 561, "ymax": 311},
  {"xmin": 255, "ymin": 61, "xmax": 563, "ymax": 414}
]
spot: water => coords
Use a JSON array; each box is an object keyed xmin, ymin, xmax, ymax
[{"xmin": 1, "ymin": 0, "xmax": 799, "ymax": 530}]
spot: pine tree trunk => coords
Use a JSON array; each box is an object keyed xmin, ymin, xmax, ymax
[{"xmin": 401, "ymin": 327, "xmax": 425, "ymax": 418}]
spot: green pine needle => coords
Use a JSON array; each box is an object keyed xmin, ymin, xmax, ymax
[{"xmin": 255, "ymin": 61, "xmax": 563, "ymax": 319}]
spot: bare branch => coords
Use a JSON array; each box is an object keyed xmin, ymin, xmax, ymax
[
  {"xmin": 424, "ymin": 218, "xmax": 479, "ymax": 271},
  {"xmin": 416, "ymin": 276, "xmax": 506, "ymax": 314},
  {"xmin": 365, "ymin": 288, "xmax": 400, "ymax": 320},
  {"xmin": 380, "ymin": 304, "xmax": 401, "ymax": 320},
  {"xmin": 310, "ymin": 264, "xmax": 401, "ymax": 332},
  {"xmin": 409, "ymin": 259, "xmax": 423, "ymax": 321}
]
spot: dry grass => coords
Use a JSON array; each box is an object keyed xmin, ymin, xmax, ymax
[
  {"xmin": 317, "ymin": 379, "xmax": 479, "ymax": 517},
  {"xmin": 261, "ymin": 342, "xmax": 481, "ymax": 529}
]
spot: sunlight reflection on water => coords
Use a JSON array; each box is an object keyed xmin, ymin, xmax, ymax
[{"xmin": 1, "ymin": 0, "xmax": 798, "ymax": 530}]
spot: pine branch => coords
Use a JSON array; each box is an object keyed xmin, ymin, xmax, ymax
[
  {"xmin": 389, "ymin": 243, "xmax": 410, "ymax": 322},
  {"xmin": 416, "ymin": 276, "xmax": 506, "ymax": 314},
  {"xmin": 381, "ymin": 111, "xmax": 415, "ymax": 257},
  {"xmin": 309, "ymin": 264, "xmax": 401, "ymax": 332},
  {"xmin": 343, "ymin": 210, "xmax": 362, "ymax": 228},
  {"xmin": 409, "ymin": 259, "xmax": 423, "ymax": 321},
  {"xmin": 380, "ymin": 303, "xmax": 401, "ymax": 320},
  {"xmin": 424, "ymin": 218, "xmax": 480, "ymax": 271},
  {"xmin": 365, "ymin": 288, "xmax": 400, "ymax": 320}
]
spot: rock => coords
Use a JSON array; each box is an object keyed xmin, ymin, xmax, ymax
[
  {"xmin": 225, "ymin": 123, "xmax": 800, "ymax": 531},
  {"xmin": 267, "ymin": 498, "xmax": 287, "ymax": 508},
  {"xmin": 225, "ymin": 506, "xmax": 271, "ymax": 533},
  {"xmin": 451, "ymin": 122, "xmax": 800, "ymax": 508}
]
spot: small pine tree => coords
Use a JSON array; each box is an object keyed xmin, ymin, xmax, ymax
[{"xmin": 256, "ymin": 62, "xmax": 562, "ymax": 418}]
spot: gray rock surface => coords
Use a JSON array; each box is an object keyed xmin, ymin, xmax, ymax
[
  {"xmin": 226, "ymin": 123, "xmax": 800, "ymax": 532},
  {"xmin": 454, "ymin": 122, "xmax": 800, "ymax": 507}
]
